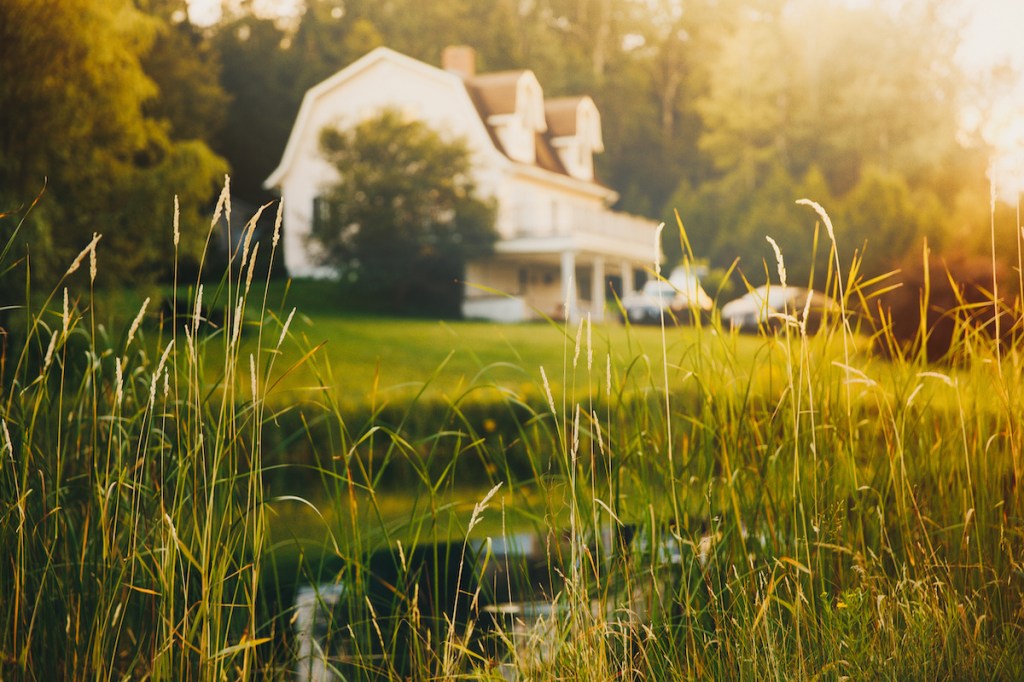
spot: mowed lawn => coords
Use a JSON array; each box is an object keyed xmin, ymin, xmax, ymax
[
  {"xmin": 148, "ymin": 278, "xmax": 960, "ymax": 416},
  {"xmin": 242, "ymin": 280, "xmax": 779, "ymax": 408}
]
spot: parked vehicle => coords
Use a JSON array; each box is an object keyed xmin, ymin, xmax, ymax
[
  {"xmin": 621, "ymin": 265, "xmax": 713, "ymax": 324},
  {"xmin": 721, "ymin": 285, "xmax": 838, "ymax": 333}
]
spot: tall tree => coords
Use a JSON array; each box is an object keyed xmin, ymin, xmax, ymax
[
  {"xmin": 696, "ymin": 0, "xmax": 968, "ymax": 196},
  {"xmin": 837, "ymin": 167, "xmax": 945, "ymax": 279},
  {"xmin": 313, "ymin": 110, "xmax": 497, "ymax": 316},
  {"xmin": 211, "ymin": 15, "xmax": 299, "ymax": 204},
  {"xmin": 140, "ymin": 5, "xmax": 230, "ymax": 143},
  {"xmin": 667, "ymin": 0, "xmax": 984, "ymax": 280},
  {"xmin": 287, "ymin": 0, "xmax": 382, "ymax": 91},
  {"xmin": 599, "ymin": 0, "xmax": 724, "ymax": 216},
  {"xmin": 0, "ymin": 0, "xmax": 225, "ymax": 282}
]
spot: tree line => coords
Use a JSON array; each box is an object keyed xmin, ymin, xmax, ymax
[{"xmin": 1, "ymin": 0, "xmax": 1015, "ymax": 293}]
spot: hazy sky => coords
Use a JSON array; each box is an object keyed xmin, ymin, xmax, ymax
[
  {"xmin": 957, "ymin": 1, "xmax": 1024, "ymax": 70},
  {"xmin": 185, "ymin": 0, "xmax": 1024, "ymax": 72},
  {"xmin": 953, "ymin": 0, "xmax": 1024, "ymax": 195}
]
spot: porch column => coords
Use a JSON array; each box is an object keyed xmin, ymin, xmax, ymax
[
  {"xmin": 591, "ymin": 257, "xmax": 606, "ymax": 322},
  {"xmin": 621, "ymin": 261, "xmax": 635, "ymax": 299},
  {"xmin": 560, "ymin": 250, "xmax": 577, "ymax": 322}
]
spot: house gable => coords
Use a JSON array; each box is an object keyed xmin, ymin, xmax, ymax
[
  {"xmin": 265, "ymin": 46, "xmax": 502, "ymax": 192},
  {"xmin": 263, "ymin": 46, "xmax": 507, "ymax": 278}
]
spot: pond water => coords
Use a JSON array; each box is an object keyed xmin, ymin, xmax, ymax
[{"xmin": 289, "ymin": 526, "xmax": 688, "ymax": 680}]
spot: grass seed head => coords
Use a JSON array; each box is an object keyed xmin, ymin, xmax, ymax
[
  {"xmin": 765, "ymin": 236, "xmax": 787, "ymax": 288},
  {"xmin": 62, "ymin": 288, "xmax": 69, "ymax": 336},
  {"xmin": 211, "ymin": 176, "xmax": 230, "ymax": 229},
  {"xmin": 796, "ymin": 198, "xmax": 836, "ymax": 245},
  {"xmin": 244, "ymin": 241, "xmax": 260, "ymax": 294},
  {"xmin": 541, "ymin": 366, "xmax": 556, "ymax": 417},
  {"xmin": 572, "ymin": 404, "xmax": 580, "ymax": 464},
  {"xmin": 468, "ymin": 482, "xmax": 503, "ymax": 532},
  {"xmin": 193, "ymin": 285, "xmax": 203, "ymax": 334},
  {"xmin": 89, "ymin": 233, "xmax": 98, "ymax": 282},
  {"xmin": 249, "ymin": 353, "xmax": 257, "ymax": 399},
  {"xmin": 277, "ymin": 308, "xmax": 296, "ymax": 349},
  {"xmin": 574, "ymin": 318, "xmax": 583, "ymax": 368},
  {"xmin": 232, "ymin": 299, "xmax": 244, "ymax": 345},
  {"xmin": 149, "ymin": 340, "xmax": 174, "ymax": 406},
  {"xmin": 126, "ymin": 298, "xmax": 150, "ymax": 349},
  {"xmin": 66, "ymin": 233, "xmax": 102, "ymax": 278},
  {"xmin": 173, "ymin": 195, "xmax": 180, "ymax": 248},
  {"xmin": 42, "ymin": 330, "xmax": 57, "ymax": 372},
  {"xmin": 592, "ymin": 410, "xmax": 604, "ymax": 456},
  {"xmin": 1, "ymin": 420, "xmax": 12, "ymax": 459},
  {"xmin": 240, "ymin": 220, "xmax": 256, "ymax": 271},
  {"xmin": 115, "ymin": 359, "xmax": 124, "ymax": 407},
  {"xmin": 272, "ymin": 199, "xmax": 283, "ymax": 249},
  {"xmin": 605, "ymin": 354, "xmax": 611, "ymax": 397}
]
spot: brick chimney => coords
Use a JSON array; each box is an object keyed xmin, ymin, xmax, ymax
[{"xmin": 442, "ymin": 45, "xmax": 476, "ymax": 79}]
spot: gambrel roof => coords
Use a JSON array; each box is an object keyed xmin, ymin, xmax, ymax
[{"xmin": 265, "ymin": 46, "xmax": 611, "ymax": 195}]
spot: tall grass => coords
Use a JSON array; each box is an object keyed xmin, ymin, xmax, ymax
[
  {"xmin": 0, "ymin": 187, "xmax": 293, "ymax": 678},
  {"xmin": 2, "ymin": 184, "xmax": 1023, "ymax": 680}
]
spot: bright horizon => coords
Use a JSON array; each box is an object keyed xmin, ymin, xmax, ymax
[{"xmin": 956, "ymin": 0, "xmax": 1024, "ymax": 198}]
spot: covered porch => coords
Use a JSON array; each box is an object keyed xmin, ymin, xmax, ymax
[{"xmin": 462, "ymin": 250, "xmax": 652, "ymax": 323}]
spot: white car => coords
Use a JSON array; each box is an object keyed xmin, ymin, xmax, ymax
[
  {"xmin": 621, "ymin": 266, "xmax": 713, "ymax": 324},
  {"xmin": 720, "ymin": 285, "xmax": 838, "ymax": 333}
]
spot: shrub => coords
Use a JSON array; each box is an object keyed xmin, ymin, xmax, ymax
[{"xmin": 866, "ymin": 249, "xmax": 1018, "ymax": 362}]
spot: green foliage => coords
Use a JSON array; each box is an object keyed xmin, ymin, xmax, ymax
[
  {"xmin": 0, "ymin": 192, "xmax": 286, "ymax": 679},
  {"xmin": 660, "ymin": 0, "xmax": 996, "ymax": 279},
  {"xmin": 141, "ymin": 16, "xmax": 230, "ymax": 142},
  {"xmin": 287, "ymin": 2, "xmax": 383, "ymax": 89},
  {"xmin": 210, "ymin": 16, "xmax": 301, "ymax": 204},
  {"xmin": 313, "ymin": 110, "xmax": 497, "ymax": 316},
  {"xmin": 836, "ymin": 167, "xmax": 946, "ymax": 278},
  {"xmin": 0, "ymin": 0, "xmax": 227, "ymax": 286},
  {"xmin": 4, "ymin": 197, "xmax": 1024, "ymax": 678},
  {"xmin": 695, "ymin": 1, "xmax": 966, "ymax": 196},
  {"xmin": 666, "ymin": 161, "xmax": 836, "ymax": 285}
]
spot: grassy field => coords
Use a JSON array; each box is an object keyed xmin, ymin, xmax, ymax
[
  {"xmin": 3, "ymin": 200, "xmax": 1024, "ymax": 680},
  {"xmin": 223, "ymin": 279, "xmax": 772, "ymax": 406}
]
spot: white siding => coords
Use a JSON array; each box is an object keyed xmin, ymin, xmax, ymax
[
  {"xmin": 267, "ymin": 47, "xmax": 661, "ymax": 322},
  {"xmin": 273, "ymin": 53, "xmax": 506, "ymax": 276}
]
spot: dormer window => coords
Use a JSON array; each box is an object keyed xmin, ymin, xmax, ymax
[
  {"xmin": 464, "ymin": 66, "xmax": 607, "ymax": 183},
  {"xmin": 468, "ymin": 70, "xmax": 547, "ymax": 165},
  {"xmin": 546, "ymin": 96, "xmax": 604, "ymax": 181},
  {"xmin": 516, "ymin": 76, "xmax": 546, "ymax": 134}
]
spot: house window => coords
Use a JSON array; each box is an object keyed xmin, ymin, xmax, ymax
[
  {"xmin": 518, "ymin": 267, "xmax": 529, "ymax": 294},
  {"xmin": 312, "ymin": 195, "xmax": 332, "ymax": 231}
]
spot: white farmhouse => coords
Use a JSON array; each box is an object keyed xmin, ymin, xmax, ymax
[{"xmin": 265, "ymin": 45, "xmax": 661, "ymax": 322}]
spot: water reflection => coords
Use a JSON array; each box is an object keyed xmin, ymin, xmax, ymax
[{"xmin": 291, "ymin": 526, "xmax": 685, "ymax": 680}]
